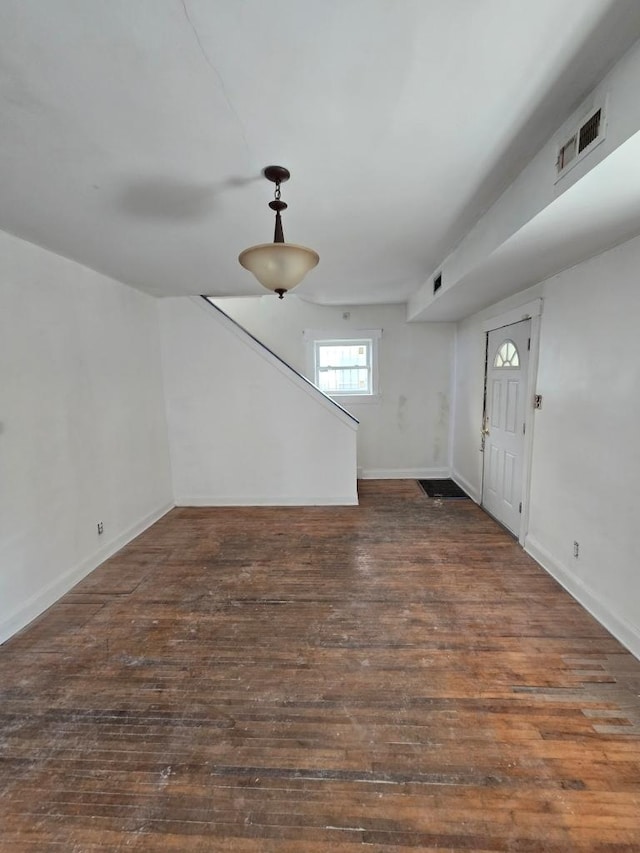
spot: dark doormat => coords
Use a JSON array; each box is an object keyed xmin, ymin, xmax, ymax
[{"xmin": 418, "ymin": 479, "xmax": 470, "ymax": 499}]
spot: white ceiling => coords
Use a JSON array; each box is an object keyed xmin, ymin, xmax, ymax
[{"xmin": 2, "ymin": 1, "xmax": 640, "ymax": 307}]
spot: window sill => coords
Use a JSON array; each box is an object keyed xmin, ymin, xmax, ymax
[{"xmin": 330, "ymin": 394, "xmax": 381, "ymax": 406}]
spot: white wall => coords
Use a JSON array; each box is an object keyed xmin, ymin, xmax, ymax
[
  {"xmin": 213, "ymin": 297, "xmax": 454, "ymax": 479},
  {"xmin": 452, "ymin": 234, "xmax": 640, "ymax": 658},
  {"xmin": 0, "ymin": 231, "xmax": 173, "ymax": 642},
  {"xmin": 159, "ymin": 297, "xmax": 358, "ymax": 505}
]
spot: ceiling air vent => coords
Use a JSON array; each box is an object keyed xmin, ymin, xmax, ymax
[
  {"xmin": 578, "ymin": 108, "xmax": 601, "ymax": 153},
  {"xmin": 556, "ymin": 103, "xmax": 606, "ymax": 181}
]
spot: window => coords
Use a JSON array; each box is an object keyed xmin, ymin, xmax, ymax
[
  {"xmin": 494, "ymin": 339, "xmax": 520, "ymax": 368},
  {"xmin": 315, "ymin": 339, "xmax": 372, "ymax": 395},
  {"xmin": 305, "ymin": 329, "xmax": 381, "ymax": 398}
]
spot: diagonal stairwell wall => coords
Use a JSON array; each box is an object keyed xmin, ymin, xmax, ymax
[{"xmin": 159, "ymin": 297, "xmax": 359, "ymax": 506}]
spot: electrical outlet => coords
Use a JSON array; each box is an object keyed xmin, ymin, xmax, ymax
[
  {"xmin": 573, "ymin": 541, "xmax": 579, "ymax": 558},
  {"xmin": 97, "ymin": 521, "xmax": 104, "ymax": 535}
]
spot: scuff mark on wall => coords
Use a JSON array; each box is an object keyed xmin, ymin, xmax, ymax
[
  {"xmin": 433, "ymin": 391, "xmax": 450, "ymax": 462},
  {"xmin": 397, "ymin": 394, "xmax": 407, "ymax": 431}
]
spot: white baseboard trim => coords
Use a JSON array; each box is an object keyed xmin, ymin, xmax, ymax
[
  {"xmin": 358, "ymin": 467, "xmax": 450, "ymax": 480},
  {"xmin": 451, "ymin": 469, "xmax": 481, "ymax": 503},
  {"xmin": 0, "ymin": 501, "xmax": 174, "ymax": 645},
  {"xmin": 176, "ymin": 495, "xmax": 359, "ymax": 507},
  {"xmin": 525, "ymin": 534, "xmax": 640, "ymax": 661}
]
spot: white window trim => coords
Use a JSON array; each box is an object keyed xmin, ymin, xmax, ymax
[{"xmin": 303, "ymin": 328, "xmax": 382, "ymax": 402}]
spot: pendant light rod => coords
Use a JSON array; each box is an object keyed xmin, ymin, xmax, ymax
[
  {"xmin": 269, "ymin": 201, "xmax": 287, "ymax": 243},
  {"xmin": 265, "ymin": 165, "xmax": 290, "ymax": 244}
]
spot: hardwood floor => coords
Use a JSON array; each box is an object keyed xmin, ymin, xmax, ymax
[{"xmin": 1, "ymin": 480, "xmax": 639, "ymax": 851}]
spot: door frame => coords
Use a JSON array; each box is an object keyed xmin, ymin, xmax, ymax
[{"xmin": 481, "ymin": 298, "xmax": 543, "ymax": 545}]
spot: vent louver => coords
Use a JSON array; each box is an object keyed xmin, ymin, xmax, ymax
[
  {"xmin": 578, "ymin": 108, "xmax": 601, "ymax": 153},
  {"xmin": 556, "ymin": 103, "xmax": 605, "ymax": 179}
]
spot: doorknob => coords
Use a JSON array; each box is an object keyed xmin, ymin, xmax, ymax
[
  {"xmin": 481, "ymin": 417, "xmax": 490, "ymax": 437},
  {"xmin": 480, "ymin": 419, "xmax": 489, "ymax": 452}
]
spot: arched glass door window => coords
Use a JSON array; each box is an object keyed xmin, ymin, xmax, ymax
[{"xmin": 494, "ymin": 339, "xmax": 520, "ymax": 368}]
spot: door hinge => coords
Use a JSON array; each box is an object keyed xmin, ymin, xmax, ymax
[
  {"xmin": 527, "ymin": 337, "xmax": 531, "ymax": 351},
  {"xmin": 523, "ymin": 423, "xmax": 526, "ymax": 435},
  {"xmin": 519, "ymin": 502, "xmax": 522, "ymax": 513}
]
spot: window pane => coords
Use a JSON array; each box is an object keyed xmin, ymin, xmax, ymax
[
  {"xmin": 494, "ymin": 339, "xmax": 519, "ymax": 368},
  {"xmin": 318, "ymin": 367, "xmax": 371, "ymax": 394},
  {"xmin": 318, "ymin": 344, "xmax": 368, "ymax": 368}
]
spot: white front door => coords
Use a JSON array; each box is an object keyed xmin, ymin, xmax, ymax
[{"xmin": 482, "ymin": 320, "xmax": 531, "ymax": 536}]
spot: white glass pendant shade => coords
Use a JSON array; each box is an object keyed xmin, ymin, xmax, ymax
[{"xmin": 238, "ymin": 242, "xmax": 319, "ymax": 294}]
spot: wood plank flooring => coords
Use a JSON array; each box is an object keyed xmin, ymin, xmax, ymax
[{"xmin": 1, "ymin": 480, "xmax": 640, "ymax": 851}]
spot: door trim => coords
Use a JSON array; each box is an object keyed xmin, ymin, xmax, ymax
[
  {"xmin": 482, "ymin": 298, "xmax": 543, "ymax": 333},
  {"xmin": 481, "ymin": 298, "xmax": 543, "ymax": 545}
]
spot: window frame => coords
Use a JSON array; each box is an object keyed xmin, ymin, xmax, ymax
[{"xmin": 304, "ymin": 329, "xmax": 382, "ymax": 401}]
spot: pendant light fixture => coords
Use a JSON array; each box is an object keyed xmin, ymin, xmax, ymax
[{"xmin": 238, "ymin": 165, "xmax": 319, "ymax": 299}]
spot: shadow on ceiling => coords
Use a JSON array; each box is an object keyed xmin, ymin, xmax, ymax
[{"xmin": 114, "ymin": 173, "xmax": 261, "ymax": 221}]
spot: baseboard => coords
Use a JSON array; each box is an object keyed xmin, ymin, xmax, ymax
[
  {"xmin": 175, "ymin": 495, "xmax": 359, "ymax": 507},
  {"xmin": 525, "ymin": 534, "xmax": 640, "ymax": 661},
  {"xmin": 0, "ymin": 501, "xmax": 174, "ymax": 645},
  {"xmin": 358, "ymin": 467, "xmax": 450, "ymax": 480},
  {"xmin": 451, "ymin": 469, "xmax": 481, "ymax": 503}
]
